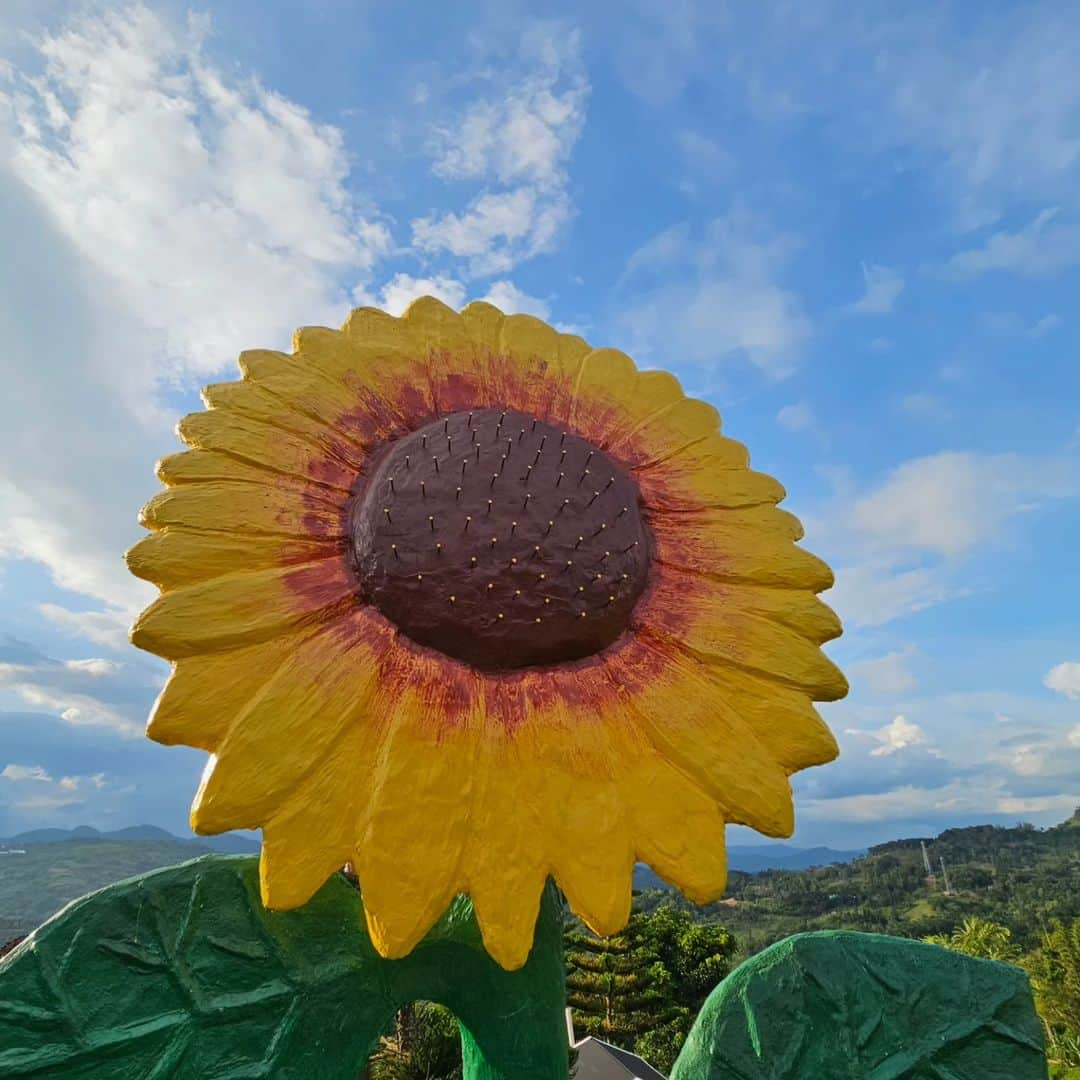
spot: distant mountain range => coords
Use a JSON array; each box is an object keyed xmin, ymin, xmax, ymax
[
  {"xmin": 1, "ymin": 826, "xmax": 858, "ymax": 873},
  {"xmin": 0, "ymin": 825, "xmax": 862, "ymax": 942},
  {"xmin": 1, "ymin": 824, "xmax": 260, "ymax": 854},
  {"xmin": 633, "ymin": 844, "xmax": 863, "ymax": 890}
]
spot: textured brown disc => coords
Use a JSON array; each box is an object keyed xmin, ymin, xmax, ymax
[{"xmin": 349, "ymin": 408, "xmax": 651, "ymax": 671}]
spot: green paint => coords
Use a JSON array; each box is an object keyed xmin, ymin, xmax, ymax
[
  {"xmin": 0, "ymin": 855, "xmax": 568, "ymax": 1079},
  {"xmin": 670, "ymin": 929, "xmax": 1049, "ymax": 1080},
  {"xmin": 1, "ymin": 859, "xmax": 1051, "ymax": 1078}
]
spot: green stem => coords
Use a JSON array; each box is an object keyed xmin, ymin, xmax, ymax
[{"xmin": 446, "ymin": 887, "xmax": 568, "ymax": 1079}]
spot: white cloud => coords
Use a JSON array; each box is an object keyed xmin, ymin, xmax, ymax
[
  {"xmin": 429, "ymin": 24, "xmax": 586, "ymax": 189},
  {"xmin": 881, "ymin": 13, "xmax": 1080, "ymax": 226},
  {"xmin": 617, "ymin": 211, "xmax": 811, "ymax": 379},
  {"xmin": 848, "ymin": 649, "xmax": 917, "ymax": 695},
  {"xmin": 1008, "ymin": 743, "xmax": 1048, "ymax": 778},
  {"xmin": 1030, "ymin": 313, "xmax": 1063, "ymax": 338},
  {"xmin": 812, "ymin": 448, "xmax": 1078, "ymax": 627},
  {"xmin": 412, "ymin": 188, "xmax": 570, "ymax": 278},
  {"xmin": 0, "ymin": 765, "xmax": 110, "ymax": 813},
  {"xmin": 777, "ymin": 402, "xmax": 816, "ymax": 432},
  {"xmin": 57, "ymin": 772, "xmax": 107, "ymax": 793},
  {"xmin": 1045, "ymin": 661, "xmax": 1080, "ymax": 700},
  {"xmin": 897, "ymin": 393, "xmax": 951, "ymax": 421},
  {"xmin": 62, "ymin": 658, "xmax": 120, "ymax": 677},
  {"xmin": 828, "ymin": 561, "xmax": 960, "ymax": 628},
  {"xmin": 848, "ymin": 263, "xmax": 904, "ymax": 315},
  {"xmin": 800, "ymin": 783, "xmax": 978, "ymax": 824},
  {"xmin": 0, "ymin": 4, "xmax": 390, "ymax": 637},
  {"xmin": 479, "ymin": 280, "xmax": 551, "ymax": 320},
  {"xmin": 849, "ymin": 451, "xmax": 1077, "ymax": 557},
  {"xmin": 846, "ymin": 714, "xmax": 928, "ymax": 757},
  {"xmin": 415, "ymin": 22, "xmax": 586, "ymax": 278},
  {"xmin": 0, "ymin": 662, "xmax": 139, "ymax": 735},
  {"xmin": 357, "ymin": 273, "xmax": 468, "ymax": 316},
  {"xmin": 356, "ymin": 274, "xmax": 552, "ymax": 322},
  {"xmin": 1, "ymin": 764, "xmax": 53, "ymax": 783},
  {"xmin": 3, "ymin": 5, "xmax": 389, "ymax": 381},
  {"xmin": 652, "ymin": 5, "xmax": 1080, "ymax": 229},
  {"xmin": 995, "ymin": 794, "xmax": 1080, "ymax": 816},
  {"xmin": 38, "ymin": 606, "xmax": 134, "ymax": 653},
  {"xmin": 0, "ymin": 638, "xmax": 156, "ymax": 737},
  {"xmin": 939, "ymin": 208, "xmax": 1080, "ymax": 279},
  {"xmin": 1069, "ymin": 725, "xmax": 1080, "ymax": 748},
  {"xmin": 675, "ymin": 129, "xmax": 733, "ymax": 195}
]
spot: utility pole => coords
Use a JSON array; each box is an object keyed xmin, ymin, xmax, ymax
[
  {"xmin": 921, "ymin": 841, "xmax": 937, "ymax": 889},
  {"xmin": 939, "ymin": 856, "xmax": 953, "ymax": 896}
]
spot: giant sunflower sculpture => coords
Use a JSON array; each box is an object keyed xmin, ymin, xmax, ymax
[{"xmin": 128, "ymin": 298, "xmax": 846, "ymax": 971}]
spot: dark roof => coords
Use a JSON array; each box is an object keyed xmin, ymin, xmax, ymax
[{"xmin": 588, "ymin": 1038, "xmax": 667, "ymax": 1080}]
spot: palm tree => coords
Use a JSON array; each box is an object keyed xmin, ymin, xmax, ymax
[{"xmin": 924, "ymin": 917, "xmax": 1023, "ymax": 964}]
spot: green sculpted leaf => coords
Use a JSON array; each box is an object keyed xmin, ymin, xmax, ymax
[
  {"xmin": 0, "ymin": 856, "xmax": 568, "ymax": 1079},
  {"xmin": 670, "ymin": 930, "xmax": 1049, "ymax": 1080}
]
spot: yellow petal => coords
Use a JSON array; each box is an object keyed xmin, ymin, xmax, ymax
[
  {"xmin": 609, "ymin": 641, "xmax": 795, "ymax": 836},
  {"xmin": 459, "ymin": 300, "xmax": 504, "ymax": 353},
  {"xmin": 659, "ymin": 588, "xmax": 848, "ymax": 700},
  {"xmin": 626, "ymin": 753, "xmax": 729, "ymax": 904},
  {"xmin": 402, "ymin": 295, "xmax": 473, "ymax": 356},
  {"xmin": 493, "ymin": 313, "xmax": 570, "ymax": 418},
  {"xmin": 598, "ymin": 370, "xmax": 687, "ymax": 450},
  {"xmin": 139, "ymin": 481, "xmax": 344, "ymax": 539},
  {"xmin": 463, "ymin": 731, "xmax": 549, "ymax": 970},
  {"xmin": 356, "ymin": 674, "xmax": 484, "ymax": 959},
  {"xmin": 201, "ymin": 381, "xmax": 364, "ymax": 469},
  {"xmin": 652, "ymin": 507, "xmax": 834, "ymax": 591},
  {"xmin": 191, "ymin": 613, "xmax": 388, "ymax": 832},
  {"xmin": 568, "ymin": 347, "xmax": 639, "ymax": 444},
  {"xmin": 711, "ymin": 580, "xmax": 842, "ymax": 644},
  {"xmin": 302, "ymin": 318, "xmax": 436, "ymax": 433},
  {"xmin": 130, "ymin": 559, "xmax": 356, "ymax": 659},
  {"xmin": 126, "ymin": 528, "xmax": 340, "ymax": 589},
  {"xmin": 155, "ymin": 449, "xmax": 345, "ymax": 492},
  {"xmin": 259, "ymin": 721, "xmax": 368, "ymax": 910},
  {"xmin": 615, "ymin": 396, "xmax": 722, "ymax": 467},
  {"xmin": 702, "ymin": 663, "xmax": 839, "ymax": 772},
  {"xmin": 520, "ymin": 695, "xmax": 636, "ymax": 936},
  {"xmin": 237, "ymin": 349, "xmax": 378, "ymax": 449},
  {"xmin": 548, "ymin": 772, "xmax": 634, "ymax": 936},
  {"xmin": 177, "ymin": 410, "xmax": 356, "ymax": 493},
  {"xmin": 638, "ymin": 434, "xmax": 784, "ymax": 511},
  {"xmin": 148, "ymin": 630, "xmax": 311, "ymax": 750}
]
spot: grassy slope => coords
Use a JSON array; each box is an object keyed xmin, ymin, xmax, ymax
[
  {"xmin": 637, "ymin": 811, "xmax": 1080, "ymax": 958},
  {"xmin": 0, "ymin": 838, "xmax": 223, "ymax": 940}
]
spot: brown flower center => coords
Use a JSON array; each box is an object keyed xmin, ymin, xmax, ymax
[{"xmin": 349, "ymin": 408, "xmax": 651, "ymax": 671}]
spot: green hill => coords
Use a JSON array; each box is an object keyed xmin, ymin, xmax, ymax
[
  {"xmin": 636, "ymin": 808, "xmax": 1080, "ymax": 957},
  {"xmin": 5, "ymin": 809, "xmax": 1079, "ymax": 954},
  {"xmin": 0, "ymin": 833, "xmax": 250, "ymax": 941}
]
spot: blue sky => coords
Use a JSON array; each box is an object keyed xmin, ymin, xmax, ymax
[{"xmin": 0, "ymin": 0, "xmax": 1077, "ymax": 848}]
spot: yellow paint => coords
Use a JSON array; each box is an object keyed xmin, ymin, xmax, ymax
[
  {"xmin": 156, "ymin": 448, "xmax": 347, "ymax": 492},
  {"xmin": 191, "ymin": 614, "xmax": 386, "ymax": 832},
  {"xmin": 139, "ymin": 481, "xmax": 343, "ymax": 539},
  {"xmin": 131, "ymin": 559, "xmax": 354, "ymax": 659},
  {"xmin": 624, "ymin": 753, "xmax": 728, "ymax": 904},
  {"xmin": 128, "ymin": 295, "xmax": 850, "ymax": 971},
  {"xmin": 652, "ymin": 506, "xmax": 836, "ymax": 590},
  {"xmin": 126, "ymin": 528, "xmax": 336, "ymax": 589},
  {"xmin": 148, "ymin": 631, "xmax": 312, "ymax": 749},
  {"xmin": 614, "ymin": 642, "xmax": 796, "ymax": 836},
  {"xmin": 177, "ymin": 410, "xmax": 339, "ymax": 488}
]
